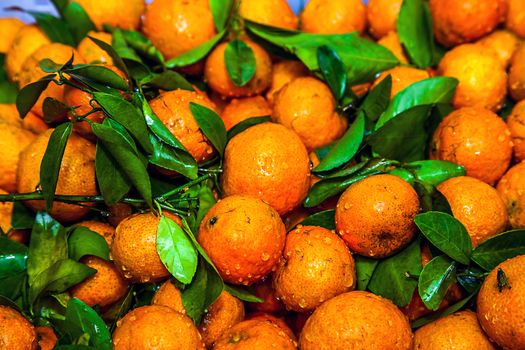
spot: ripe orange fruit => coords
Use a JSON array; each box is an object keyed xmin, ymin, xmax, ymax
[
  {"xmin": 477, "ymin": 30, "xmax": 520, "ymax": 68},
  {"xmin": 239, "ymin": 0, "xmax": 297, "ymax": 30},
  {"xmin": 335, "ymin": 174, "xmax": 420, "ymax": 258},
  {"xmin": 247, "ymin": 313, "xmax": 296, "ymax": 341},
  {"xmin": 414, "ymin": 310, "xmax": 496, "ymax": 350},
  {"xmin": 477, "ymin": 254, "xmax": 525, "ymax": 349},
  {"xmin": 272, "ymin": 77, "xmax": 348, "ymax": 150},
  {"xmin": 372, "ymin": 66, "xmax": 430, "ymax": 98},
  {"xmin": 36, "ymin": 326, "xmax": 57, "ymax": 350},
  {"xmin": 506, "ymin": 0, "xmax": 525, "ymax": 39},
  {"xmin": 508, "ymin": 43, "xmax": 525, "ymax": 102},
  {"xmin": 438, "ymin": 44, "xmax": 507, "ymax": 111},
  {"xmin": 429, "ymin": 0, "xmax": 507, "ymax": 47},
  {"xmin": 63, "ymin": 87, "xmax": 104, "ymax": 139},
  {"xmin": 198, "ymin": 195, "xmax": 286, "ymax": 285},
  {"xmin": 377, "ymin": 31, "xmax": 409, "ymax": 64},
  {"xmin": 0, "ymin": 18, "xmax": 24, "ymax": 53},
  {"xmin": 0, "ymin": 306, "xmax": 38, "ymax": 350},
  {"xmin": 300, "ymin": 291, "xmax": 413, "ymax": 350},
  {"xmin": 0, "ymin": 104, "xmax": 49, "ymax": 135},
  {"xmin": 17, "ymin": 130, "xmax": 97, "ymax": 222},
  {"xmin": 367, "ymin": 0, "xmax": 403, "ymax": 39},
  {"xmin": 266, "ymin": 60, "xmax": 308, "ymax": 105},
  {"xmin": 506, "ymin": 100, "xmax": 525, "ymax": 161},
  {"xmin": 76, "ymin": 220, "xmax": 115, "ymax": 246},
  {"xmin": 204, "ymin": 40, "xmax": 272, "ymax": 98},
  {"xmin": 221, "ymin": 96, "xmax": 272, "ymax": 131},
  {"xmin": 77, "ymin": 31, "xmax": 112, "ymax": 64},
  {"xmin": 0, "ymin": 189, "xmax": 14, "ymax": 234},
  {"xmin": 246, "ymin": 278, "xmax": 284, "ymax": 314},
  {"xmin": 497, "ymin": 162, "xmax": 525, "ymax": 229},
  {"xmin": 72, "ymin": 0, "xmax": 145, "ymax": 30},
  {"xmin": 438, "ymin": 176, "xmax": 508, "ymax": 247},
  {"xmin": 273, "ymin": 225, "xmax": 355, "ymax": 312},
  {"xmin": 151, "ymin": 279, "xmax": 186, "ymax": 314},
  {"xmin": 107, "ymin": 203, "xmax": 133, "ymax": 227},
  {"xmin": 300, "ymin": 0, "xmax": 366, "ymax": 34},
  {"xmin": 113, "ymin": 305, "xmax": 204, "ymax": 350},
  {"xmin": 430, "ymin": 107, "xmax": 513, "ymax": 185},
  {"xmin": 221, "ymin": 123, "xmax": 311, "ymax": 215}
]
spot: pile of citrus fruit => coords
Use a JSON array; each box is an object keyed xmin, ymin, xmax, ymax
[{"xmin": 1, "ymin": 0, "xmax": 525, "ymax": 348}]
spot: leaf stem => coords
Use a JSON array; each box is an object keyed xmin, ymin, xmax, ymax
[{"xmin": 156, "ymin": 173, "xmax": 214, "ymax": 202}]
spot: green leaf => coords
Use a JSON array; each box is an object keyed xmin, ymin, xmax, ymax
[
  {"xmin": 418, "ymin": 255, "xmax": 457, "ymax": 310},
  {"xmin": 40, "ymin": 122, "xmax": 73, "ymax": 210},
  {"xmin": 148, "ymin": 134, "xmax": 198, "ymax": 177},
  {"xmin": 140, "ymin": 71, "xmax": 194, "ymax": 91},
  {"xmin": 299, "ymin": 210, "xmax": 336, "ymax": 230},
  {"xmin": 355, "ymin": 256, "xmax": 379, "ymax": 291},
  {"xmin": 95, "ymin": 143, "xmax": 131, "ymax": 205},
  {"xmin": 11, "ymin": 202, "xmax": 35, "ymax": 230},
  {"xmin": 0, "ymin": 235, "xmax": 27, "ymax": 280},
  {"xmin": 414, "ymin": 212, "xmax": 472, "ymax": 265},
  {"xmin": 210, "ymin": 0, "xmax": 234, "ymax": 31},
  {"xmin": 121, "ymin": 30, "xmax": 164, "ymax": 64},
  {"xmin": 28, "ymin": 11, "xmax": 75, "ymax": 46},
  {"xmin": 68, "ymin": 65, "xmax": 128, "ymax": 90},
  {"xmin": 88, "ymin": 35, "xmax": 129, "ymax": 78},
  {"xmin": 224, "ymin": 285, "xmax": 263, "ymax": 303},
  {"xmin": 195, "ymin": 184, "xmax": 217, "ymax": 231},
  {"xmin": 68, "ymin": 226, "xmax": 110, "ymax": 261},
  {"xmin": 0, "ymin": 80, "xmax": 18, "ymax": 104},
  {"xmin": 317, "ymin": 45, "xmax": 347, "ymax": 100},
  {"xmin": 63, "ymin": 2, "xmax": 96, "ymax": 44},
  {"xmin": 409, "ymin": 160, "xmax": 465, "ymax": 187},
  {"xmin": 227, "ymin": 116, "xmax": 271, "ymax": 140},
  {"xmin": 111, "ymin": 28, "xmax": 143, "ymax": 63},
  {"xmin": 39, "ymin": 58, "xmax": 66, "ymax": 73},
  {"xmin": 189, "ymin": 102, "xmax": 227, "ymax": 157},
  {"xmin": 16, "ymin": 75, "xmax": 54, "ymax": 117},
  {"xmin": 368, "ymin": 238, "xmax": 422, "ymax": 307},
  {"xmin": 50, "ymin": 0, "xmax": 68, "ymax": 15},
  {"xmin": 224, "ymin": 39, "xmax": 256, "ymax": 87},
  {"xmin": 166, "ymin": 30, "xmax": 226, "ymax": 68},
  {"xmin": 471, "ymin": 230, "xmax": 525, "ymax": 271},
  {"xmin": 360, "ymin": 75, "xmax": 392, "ymax": 122},
  {"xmin": 412, "ymin": 292, "xmax": 476, "ymax": 329},
  {"xmin": 42, "ymin": 97, "xmax": 69, "ymax": 124}
]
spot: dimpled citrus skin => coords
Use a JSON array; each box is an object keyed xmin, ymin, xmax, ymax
[
  {"xmin": 414, "ymin": 310, "xmax": 496, "ymax": 350},
  {"xmin": 221, "ymin": 123, "xmax": 311, "ymax": 215},
  {"xmin": 35, "ymin": 326, "xmax": 57, "ymax": 350},
  {"xmin": 497, "ymin": 162, "xmax": 525, "ymax": 229},
  {"xmin": 0, "ymin": 189, "xmax": 14, "ymax": 233},
  {"xmin": 507, "ymin": 0, "xmax": 525, "ymax": 39},
  {"xmin": 272, "ymin": 77, "xmax": 347, "ymax": 150},
  {"xmin": 300, "ymin": 291, "xmax": 413, "ymax": 350},
  {"xmin": 77, "ymin": 31, "xmax": 112, "ymax": 64},
  {"xmin": 221, "ymin": 96, "xmax": 272, "ymax": 131},
  {"xmin": 200, "ymin": 291, "xmax": 245, "ymax": 348},
  {"xmin": 0, "ymin": 18, "xmax": 24, "ymax": 53},
  {"xmin": 477, "ymin": 30, "xmax": 520, "ymax": 68},
  {"xmin": 198, "ymin": 195, "xmax": 286, "ymax": 285},
  {"xmin": 113, "ymin": 305, "xmax": 204, "ymax": 350},
  {"xmin": 273, "ymin": 225, "xmax": 355, "ymax": 312},
  {"xmin": 0, "ymin": 120, "xmax": 35, "ymax": 192},
  {"xmin": 0, "ymin": 105, "xmax": 48, "ymax": 135},
  {"xmin": 430, "ymin": 107, "xmax": 513, "ymax": 185},
  {"xmin": 142, "ymin": 0, "xmax": 215, "ymax": 60},
  {"xmin": 372, "ymin": 66, "xmax": 430, "ymax": 98},
  {"xmin": 205, "ymin": 41, "xmax": 272, "ymax": 98},
  {"xmin": 17, "ymin": 130, "xmax": 97, "ymax": 222},
  {"xmin": 429, "ymin": 0, "xmax": 507, "ymax": 48},
  {"xmin": 69, "ymin": 256, "xmax": 129, "ymax": 308},
  {"xmin": 247, "ymin": 313, "xmax": 296, "ymax": 341},
  {"xmin": 335, "ymin": 174, "xmax": 420, "ymax": 258},
  {"xmin": 300, "ymin": 0, "xmax": 366, "ymax": 34},
  {"xmin": 148, "ymin": 89, "xmax": 216, "ymax": 163},
  {"xmin": 72, "ymin": 0, "xmax": 145, "ymax": 30},
  {"xmin": 506, "ymin": 100, "xmax": 525, "ymax": 161},
  {"xmin": 213, "ymin": 319, "xmax": 297, "ymax": 350},
  {"xmin": 239, "ymin": 0, "xmax": 297, "ymax": 30},
  {"xmin": 438, "ymin": 44, "xmax": 507, "ymax": 111},
  {"xmin": 378, "ymin": 31, "xmax": 409, "ymax": 64},
  {"xmin": 477, "ymin": 255, "xmax": 525, "ymax": 349},
  {"xmin": 509, "ymin": 44, "xmax": 525, "ymax": 102},
  {"xmin": 367, "ymin": 0, "xmax": 402, "ymax": 39},
  {"xmin": 77, "ymin": 220, "xmax": 115, "ymax": 246},
  {"xmin": 0, "ymin": 306, "xmax": 38, "ymax": 350},
  {"xmin": 152, "ymin": 279, "xmax": 186, "ymax": 314},
  {"xmin": 266, "ymin": 60, "xmax": 308, "ymax": 105}
]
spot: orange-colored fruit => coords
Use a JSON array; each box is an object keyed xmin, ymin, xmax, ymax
[
  {"xmin": 221, "ymin": 96, "xmax": 272, "ymax": 131},
  {"xmin": 272, "ymin": 77, "xmax": 347, "ymax": 150},
  {"xmin": 300, "ymin": 291, "xmax": 413, "ymax": 350},
  {"xmin": 378, "ymin": 31, "xmax": 409, "ymax": 64},
  {"xmin": 35, "ymin": 326, "xmax": 57, "ymax": 350},
  {"xmin": 367, "ymin": 0, "xmax": 403, "ymax": 39},
  {"xmin": 507, "ymin": 101, "xmax": 525, "ymax": 162},
  {"xmin": 335, "ymin": 174, "xmax": 419, "ymax": 258},
  {"xmin": 477, "ymin": 30, "xmax": 520, "ymax": 68},
  {"xmin": 0, "ymin": 104, "xmax": 49, "ymax": 135},
  {"xmin": 205, "ymin": 40, "xmax": 272, "ymax": 98},
  {"xmin": 273, "ymin": 225, "xmax": 355, "ymax": 312},
  {"xmin": 142, "ymin": 0, "xmax": 216, "ymax": 60},
  {"xmin": 414, "ymin": 310, "xmax": 496, "ymax": 350},
  {"xmin": 221, "ymin": 123, "xmax": 311, "ymax": 215},
  {"xmin": 151, "ymin": 279, "xmax": 186, "ymax": 314},
  {"xmin": 0, "ymin": 18, "xmax": 24, "ymax": 53},
  {"xmin": 266, "ymin": 60, "xmax": 308, "ymax": 105},
  {"xmin": 113, "ymin": 305, "xmax": 204, "ymax": 350},
  {"xmin": 300, "ymin": 0, "xmax": 366, "ymax": 34},
  {"xmin": 506, "ymin": 0, "xmax": 525, "ymax": 39},
  {"xmin": 77, "ymin": 31, "xmax": 113, "ymax": 64},
  {"xmin": 63, "ymin": 86, "xmax": 104, "ymax": 139},
  {"xmin": 76, "ymin": 220, "xmax": 115, "ymax": 246},
  {"xmin": 477, "ymin": 254, "xmax": 525, "ymax": 349},
  {"xmin": 72, "ymin": 0, "xmax": 145, "ymax": 30},
  {"xmin": 509, "ymin": 43, "xmax": 525, "ymax": 101},
  {"xmin": 0, "ymin": 189, "xmax": 14, "ymax": 234},
  {"xmin": 430, "ymin": 107, "xmax": 513, "ymax": 185},
  {"xmin": 0, "ymin": 306, "xmax": 38, "ymax": 350},
  {"xmin": 497, "ymin": 162, "xmax": 525, "ymax": 229},
  {"xmin": 198, "ymin": 195, "xmax": 286, "ymax": 285},
  {"xmin": 429, "ymin": 0, "xmax": 507, "ymax": 47},
  {"xmin": 246, "ymin": 278, "xmax": 284, "ymax": 314},
  {"xmin": 372, "ymin": 66, "xmax": 430, "ymax": 98},
  {"xmin": 439, "ymin": 44, "xmax": 507, "ymax": 111},
  {"xmin": 107, "ymin": 203, "xmax": 133, "ymax": 227},
  {"xmin": 239, "ymin": 0, "xmax": 297, "ymax": 30},
  {"xmin": 247, "ymin": 313, "xmax": 296, "ymax": 341}
]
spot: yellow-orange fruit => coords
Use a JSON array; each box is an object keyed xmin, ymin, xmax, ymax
[
  {"xmin": 477, "ymin": 30, "xmax": 520, "ymax": 68},
  {"xmin": 77, "ymin": 31, "xmax": 112, "ymax": 64},
  {"xmin": 335, "ymin": 174, "xmax": 419, "ymax": 258},
  {"xmin": 507, "ymin": 0, "xmax": 525, "ymax": 39},
  {"xmin": 300, "ymin": 0, "xmax": 366, "ymax": 34},
  {"xmin": 0, "ymin": 306, "xmax": 38, "ymax": 350},
  {"xmin": 76, "ymin": 220, "xmax": 115, "ymax": 246},
  {"xmin": 107, "ymin": 203, "xmax": 132, "ymax": 228},
  {"xmin": 221, "ymin": 123, "xmax": 310, "ymax": 215},
  {"xmin": 142, "ymin": 0, "xmax": 215, "ymax": 60},
  {"xmin": 35, "ymin": 326, "xmax": 57, "ymax": 350},
  {"xmin": 0, "ymin": 189, "xmax": 14, "ymax": 234},
  {"xmin": 378, "ymin": 31, "xmax": 409, "ymax": 64},
  {"xmin": 372, "ymin": 66, "xmax": 430, "ymax": 98},
  {"xmin": 266, "ymin": 60, "xmax": 308, "ymax": 105},
  {"xmin": 221, "ymin": 96, "xmax": 272, "ymax": 131},
  {"xmin": 17, "ymin": 130, "xmax": 97, "ymax": 222},
  {"xmin": 247, "ymin": 313, "xmax": 296, "ymax": 341},
  {"xmin": 477, "ymin": 254, "xmax": 525, "ymax": 349},
  {"xmin": 273, "ymin": 225, "xmax": 355, "ymax": 312},
  {"xmin": 63, "ymin": 86, "xmax": 104, "ymax": 139},
  {"xmin": 497, "ymin": 162, "xmax": 525, "ymax": 229},
  {"xmin": 205, "ymin": 41, "xmax": 272, "ymax": 98},
  {"xmin": 430, "ymin": 107, "xmax": 513, "ymax": 184},
  {"xmin": 509, "ymin": 43, "xmax": 525, "ymax": 101},
  {"xmin": 199, "ymin": 291, "xmax": 245, "ymax": 348},
  {"xmin": 367, "ymin": 0, "xmax": 403, "ymax": 39},
  {"xmin": 72, "ymin": 0, "xmax": 145, "ymax": 30},
  {"xmin": 506, "ymin": 100, "xmax": 525, "ymax": 161},
  {"xmin": 239, "ymin": 0, "xmax": 297, "ymax": 30},
  {"xmin": 0, "ymin": 104, "xmax": 48, "ymax": 135},
  {"xmin": 0, "ymin": 120, "xmax": 35, "ymax": 192},
  {"xmin": 300, "ymin": 291, "xmax": 413, "ymax": 350},
  {"xmin": 0, "ymin": 18, "xmax": 24, "ymax": 53},
  {"xmin": 151, "ymin": 279, "xmax": 186, "ymax": 314},
  {"xmin": 429, "ymin": 0, "xmax": 507, "ymax": 47},
  {"xmin": 246, "ymin": 278, "xmax": 284, "ymax": 314},
  {"xmin": 272, "ymin": 77, "xmax": 347, "ymax": 150},
  {"xmin": 113, "ymin": 305, "xmax": 204, "ymax": 350},
  {"xmin": 198, "ymin": 195, "xmax": 286, "ymax": 285},
  {"xmin": 438, "ymin": 44, "xmax": 507, "ymax": 111}
]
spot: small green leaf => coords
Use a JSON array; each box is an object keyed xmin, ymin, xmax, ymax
[
  {"xmin": 95, "ymin": 143, "xmax": 131, "ymax": 205},
  {"xmin": 189, "ymin": 102, "xmax": 227, "ymax": 157},
  {"xmin": 299, "ymin": 210, "xmax": 335, "ymax": 230},
  {"xmin": 224, "ymin": 284, "xmax": 263, "ymax": 303},
  {"xmin": 0, "ymin": 235, "xmax": 27, "ymax": 280},
  {"xmin": 88, "ymin": 35, "xmax": 129, "ymax": 78},
  {"xmin": 195, "ymin": 185, "xmax": 217, "ymax": 231},
  {"xmin": 68, "ymin": 65, "xmax": 129, "ymax": 90},
  {"xmin": 140, "ymin": 71, "xmax": 194, "ymax": 91},
  {"xmin": 418, "ymin": 255, "xmax": 457, "ymax": 310},
  {"xmin": 210, "ymin": 0, "xmax": 234, "ymax": 31},
  {"xmin": 317, "ymin": 45, "xmax": 347, "ymax": 100},
  {"xmin": 68, "ymin": 226, "xmax": 110, "ymax": 261},
  {"xmin": 471, "ymin": 229, "xmax": 525, "ymax": 271},
  {"xmin": 166, "ymin": 30, "xmax": 226, "ymax": 68},
  {"xmin": 355, "ymin": 256, "xmax": 379, "ymax": 291},
  {"xmin": 411, "ymin": 292, "xmax": 476, "ymax": 329},
  {"xmin": 121, "ymin": 30, "xmax": 164, "ymax": 64},
  {"xmin": 16, "ymin": 75, "xmax": 54, "ymax": 117},
  {"xmin": 11, "ymin": 202, "xmax": 35, "ymax": 230},
  {"xmin": 360, "ymin": 75, "xmax": 392, "ymax": 122},
  {"xmin": 39, "ymin": 58, "xmax": 65, "ymax": 73},
  {"xmin": 42, "ymin": 97, "xmax": 69, "ymax": 124},
  {"xmin": 224, "ymin": 39, "xmax": 256, "ymax": 87},
  {"xmin": 28, "ymin": 11, "xmax": 75, "ymax": 46},
  {"xmin": 227, "ymin": 116, "xmax": 271, "ymax": 140},
  {"xmin": 409, "ymin": 160, "xmax": 466, "ymax": 187},
  {"xmin": 149, "ymin": 134, "xmax": 199, "ymax": 178},
  {"xmin": 63, "ymin": 2, "xmax": 96, "ymax": 44}
]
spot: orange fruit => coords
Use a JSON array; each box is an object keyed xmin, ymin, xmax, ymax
[
  {"xmin": 266, "ymin": 60, "xmax": 308, "ymax": 105},
  {"xmin": 477, "ymin": 254, "xmax": 525, "ymax": 349},
  {"xmin": 221, "ymin": 122, "xmax": 311, "ymax": 215},
  {"xmin": 272, "ymin": 77, "xmax": 348, "ymax": 150},
  {"xmin": 477, "ymin": 30, "xmax": 520, "ymax": 68},
  {"xmin": 299, "ymin": 291, "xmax": 413, "ymax": 350},
  {"xmin": 429, "ymin": 0, "xmax": 507, "ymax": 47},
  {"xmin": 509, "ymin": 43, "xmax": 525, "ymax": 102},
  {"xmin": 438, "ymin": 44, "xmax": 507, "ymax": 111},
  {"xmin": 0, "ymin": 189, "xmax": 14, "ymax": 234},
  {"xmin": 77, "ymin": 31, "xmax": 113, "ymax": 64},
  {"xmin": 76, "ymin": 220, "xmax": 115, "ymax": 246},
  {"xmin": 273, "ymin": 225, "xmax": 355, "ymax": 312},
  {"xmin": 506, "ymin": 0, "xmax": 525, "ymax": 39},
  {"xmin": 372, "ymin": 66, "xmax": 430, "ymax": 98},
  {"xmin": 335, "ymin": 174, "xmax": 420, "ymax": 258},
  {"xmin": 221, "ymin": 96, "xmax": 272, "ymax": 131},
  {"xmin": 239, "ymin": 0, "xmax": 297, "ymax": 30},
  {"xmin": 113, "ymin": 305, "xmax": 204, "ymax": 350},
  {"xmin": 300, "ymin": 0, "xmax": 366, "ymax": 34},
  {"xmin": 246, "ymin": 278, "xmax": 284, "ymax": 314},
  {"xmin": 204, "ymin": 40, "xmax": 272, "ymax": 98},
  {"xmin": 17, "ymin": 130, "xmax": 97, "ymax": 222},
  {"xmin": 414, "ymin": 310, "xmax": 496, "ymax": 350},
  {"xmin": 506, "ymin": 100, "xmax": 525, "ymax": 161},
  {"xmin": 497, "ymin": 162, "xmax": 525, "ymax": 229},
  {"xmin": 151, "ymin": 279, "xmax": 186, "ymax": 314},
  {"xmin": 107, "ymin": 203, "xmax": 133, "ymax": 228},
  {"xmin": 0, "ymin": 18, "xmax": 24, "ymax": 53},
  {"xmin": 199, "ymin": 291, "xmax": 245, "ymax": 348},
  {"xmin": 430, "ymin": 107, "xmax": 513, "ymax": 185},
  {"xmin": 0, "ymin": 306, "xmax": 38, "ymax": 350},
  {"xmin": 35, "ymin": 326, "xmax": 57, "ymax": 350},
  {"xmin": 198, "ymin": 195, "xmax": 286, "ymax": 285},
  {"xmin": 0, "ymin": 104, "xmax": 49, "ymax": 135},
  {"xmin": 142, "ymin": 0, "xmax": 216, "ymax": 60},
  {"xmin": 377, "ymin": 31, "xmax": 409, "ymax": 64},
  {"xmin": 72, "ymin": 0, "xmax": 145, "ymax": 30},
  {"xmin": 63, "ymin": 87, "xmax": 104, "ymax": 139},
  {"xmin": 247, "ymin": 313, "xmax": 296, "ymax": 341},
  {"xmin": 367, "ymin": 0, "xmax": 403, "ymax": 39}
]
